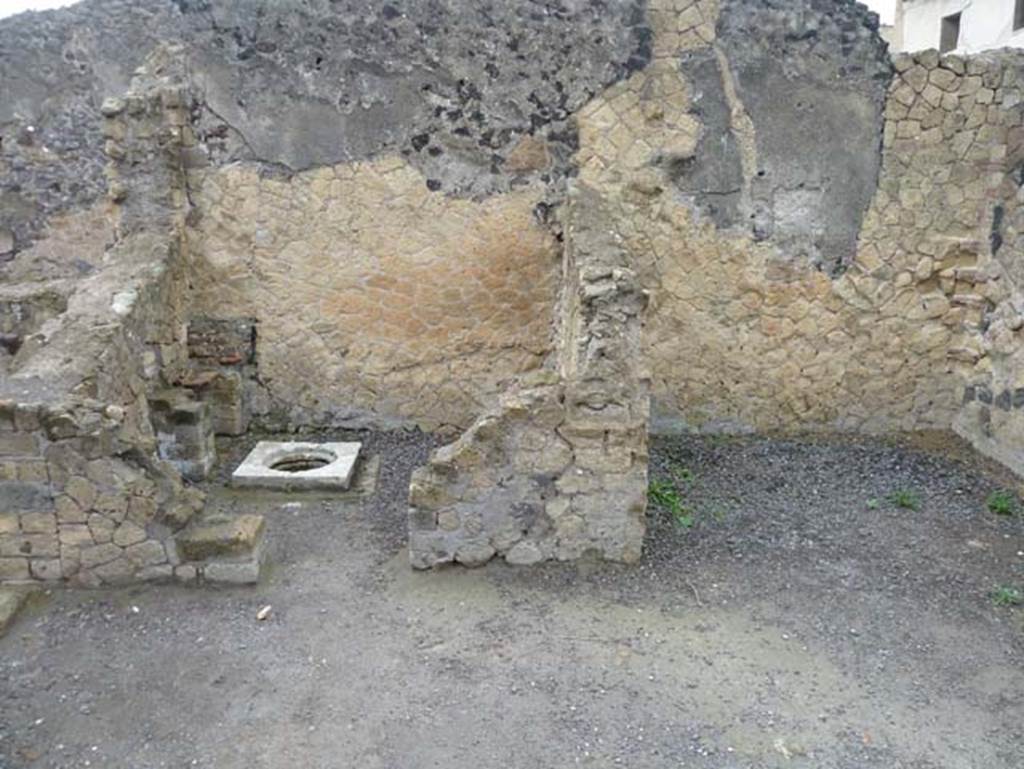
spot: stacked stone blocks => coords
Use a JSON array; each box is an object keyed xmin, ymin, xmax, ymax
[{"xmin": 0, "ymin": 399, "xmax": 203, "ymax": 585}]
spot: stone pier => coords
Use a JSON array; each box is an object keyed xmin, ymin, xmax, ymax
[{"xmin": 407, "ymin": 184, "xmax": 651, "ymax": 568}]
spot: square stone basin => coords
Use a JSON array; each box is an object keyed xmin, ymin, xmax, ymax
[{"xmin": 231, "ymin": 441, "xmax": 361, "ymax": 491}]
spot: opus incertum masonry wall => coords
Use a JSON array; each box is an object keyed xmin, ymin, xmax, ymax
[{"xmin": 2, "ymin": 0, "xmax": 1024, "ymax": 579}]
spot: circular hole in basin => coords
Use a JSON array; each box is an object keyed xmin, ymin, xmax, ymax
[{"xmin": 268, "ymin": 448, "xmax": 336, "ymax": 473}]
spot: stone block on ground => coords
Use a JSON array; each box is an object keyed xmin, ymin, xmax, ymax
[
  {"xmin": 0, "ymin": 587, "xmax": 35, "ymax": 637},
  {"xmin": 175, "ymin": 514, "xmax": 265, "ymax": 562},
  {"xmin": 200, "ymin": 550, "xmax": 264, "ymax": 585},
  {"xmin": 168, "ymin": 506, "xmax": 267, "ymax": 586}
]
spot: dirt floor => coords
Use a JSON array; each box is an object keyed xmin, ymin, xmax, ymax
[{"xmin": 1, "ymin": 431, "xmax": 1023, "ymax": 769}]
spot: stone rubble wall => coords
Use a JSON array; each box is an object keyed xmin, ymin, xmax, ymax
[
  {"xmin": 0, "ymin": 48, "xmax": 208, "ymax": 586},
  {"xmin": 407, "ymin": 184, "xmax": 649, "ymax": 568},
  {"xmin": 101, "ymin": 45, "xmax": 196, "ymax": 243},
  {"xmin": 951, "ymin": 52, "xmax": 1024, "ymax": 471},
  {"xmin": 0, "ymin": 233, "xmax": 204, "ymax": 586}
]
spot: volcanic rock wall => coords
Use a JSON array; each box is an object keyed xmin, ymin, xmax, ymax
[{"xmin": 0, "ymin": 0, "xmax": 648, "ymax": 249}]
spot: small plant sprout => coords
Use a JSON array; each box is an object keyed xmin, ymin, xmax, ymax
[
  {"xmin": 648, "ymin": 478, "xmax": 694, "ymax": 529},
  {"xmin": 866, "ymin": 498, "xmax": 879, "ymax": 510},
  {"xmin": 673, "ymin": 507, "xmax": 695, "ymax": 529},
  {"xmin": 670, "ymin": 464, "xmax": 695, "ymax": 486},
  {"xmin": 986, "ymin": 489, "xmax": 1018, "ymax": 516},
  {"xmin": 648, "ymin": 478, "xmax": 679, "ymax": 511},
  {"xmin": 990, "ymin": 586, "xmax": 1023, "ymax": 607},
  {"xmin": 888, "ymin": 489, "xmax": 920, "ymax": 510}
]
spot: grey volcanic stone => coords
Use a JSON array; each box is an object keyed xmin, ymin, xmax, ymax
[
  {"xmin": 676, "ymin": 0, "xmax": 891, "ymax": 274},
  {"xmin": 0, "ymin": 0, "xmax": 651, "ymax": 252}
]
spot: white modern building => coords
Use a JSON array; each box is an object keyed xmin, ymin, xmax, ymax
[{"xmin": 887, "ymin": 0, "xmax": 1024, "ymax": 52}]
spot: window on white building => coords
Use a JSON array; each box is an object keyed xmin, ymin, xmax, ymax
[
  {"xmin": 1015, "ymin": 0, "xmax": 1024, "ymax": 31},
  {"xmin": 940, "ymin": 12, "xmax": 961, "ymax": 52}
]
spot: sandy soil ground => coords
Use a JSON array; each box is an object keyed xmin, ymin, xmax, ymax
[{"xmin": 1, "ymin": 430, "xmax": 1022, "ymax": 768}]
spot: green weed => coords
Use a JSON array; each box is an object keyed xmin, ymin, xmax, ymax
[
  {"xmin": 648, "ymin": 478, "xmax": 680, "ymax": 511},
  {"xmin": 673, "ymin": 508, "xmax": 695, "ymax": 529},
  {"xmin": 986, "ymin": 489, "xmax": 1019, "ymax": 517},
  {"xmin": 990, "ymin": 586, "xmax": 1023, "ymax": 607},
  {"xmin": 888, "ymin": 489, "xmax": 920, "ymax": 511},
  {"xmin": 648, "ymin": 478, "xmax": 694, "ymax": 529}
]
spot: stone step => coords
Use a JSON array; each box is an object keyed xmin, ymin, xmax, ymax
[
  {"xmin": 148, "ymin": 388, "xmax": 216, "ymax": 481},
  {"xmin": 173, "ymin": 513, "xmax": 266, "ymax": 585},
  {"xmin": 176, "ymin": 369, "xmax": 248, "ymax": 436}
]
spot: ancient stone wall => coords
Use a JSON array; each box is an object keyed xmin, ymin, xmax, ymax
[
  {"xmin": 3, "ymin": 0, "xmax": 1024, "ymax": 495},
  {"xmin": 571, "ymin": 1, "xmax": 1024, "ymax": 442},
  {"xmin": 0, "ymin": 47, "xmax": 205, "ymax": 586},
  {"xmin": 183, "ymin": 0, "xmax": 1011, "ymax": 439},
  {"xmin": 187, "ymin": 162, "xmax": 559, "ymax": 430},
  {"xmin": 407, "ymin": 184, "xmax": 649, "ymax": 568},
  {"xmin": 0, "ymin": 230, "xmax": 205, "ymax": 586},
  {"xmin": 951, "ymin": 53, "xmax": 1024, "ymax": 471}
]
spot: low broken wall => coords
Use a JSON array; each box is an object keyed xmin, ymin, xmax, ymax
[
  {"xmin": 408, "ymin": 184, "xmax": 649, "ymax": 568},
  {"xmin": 1, "ymin": 234, "xmax": 202, "ymax": 586},
  {"xmin": 0, "ymin": 49, "xmax": 206, "ymax": 587}
]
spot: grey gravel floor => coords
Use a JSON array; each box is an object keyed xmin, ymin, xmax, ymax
[{"xmin": 1, "ymin": 430, "xmax": 1022, "ymax": 769}]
